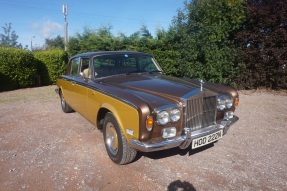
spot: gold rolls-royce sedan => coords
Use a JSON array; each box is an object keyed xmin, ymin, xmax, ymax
[{"xmin": 55, "ymin": 51, "xmax": 239, "ymax": 164}]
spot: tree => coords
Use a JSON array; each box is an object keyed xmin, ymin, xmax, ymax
[
  {"xmin": 45, "ymin": 35, "xmax": 64, "ymax": 50},
  {"xmin": 140, "ymin": 25, "xmax": 152, "ymax": 38},
  {"xmin": 97, "ymin": 25, "xmax": 113, "ymax": 37},
  {"xmin": 0, "ymin": 23, "xmax": 22, "ymax": 48},
  {"xmin": 172, "ymin": 0, "xmax": 246, "ymax": 86},
  {"xmin": 235, "ymin": 0, "xmax": 287, "ymax": 89},
  {"xmin": 67, "ymin": 26, "xmax": 115, "ymax": 56}
]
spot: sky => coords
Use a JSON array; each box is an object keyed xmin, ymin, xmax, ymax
[{"xmin": 0, "ymin": 0, "xmax": 184, "ymax": 49}]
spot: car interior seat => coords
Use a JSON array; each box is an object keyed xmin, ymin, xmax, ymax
[{"xmin": 83, "ymin": 68, "xmax": 90, "ymax": 78}]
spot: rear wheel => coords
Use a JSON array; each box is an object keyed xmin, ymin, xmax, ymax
[
  {"xmin": 59, "ymin": 90, "xmax": 74, "ymax": 113},
  {"xmin": 103, "ymin": 112, "xmax": 137, "ymax": 164}
]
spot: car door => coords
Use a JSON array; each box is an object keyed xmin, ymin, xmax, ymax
[
  {"xmin": 73, "ymin": 57, "xmax": 91, "ymax": 116},
  {"xmin": 62, "ymin": 57, "xmax": 80, "ymax": 109},
  {"xmin": 69, "ymin": 57, "xmax": 90, "ymax": 116}
]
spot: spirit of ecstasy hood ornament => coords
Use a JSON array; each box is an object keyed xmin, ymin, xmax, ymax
[{"xmin": 199, "ymin": 79, "xmax": 204, "ymax": 91}]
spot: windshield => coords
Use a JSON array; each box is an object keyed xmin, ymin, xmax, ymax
[{"xmin": 92, "ymin": 53, "xmax": 162, "ymax": 78}]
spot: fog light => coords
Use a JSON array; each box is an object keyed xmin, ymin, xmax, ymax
[
  {"xmin": 162, "ymin": 127, "xmax": 176, "ymax": 139},
  {"xmin": 224, "ymin": 111, "xmax": 234, "ymax": 119}
]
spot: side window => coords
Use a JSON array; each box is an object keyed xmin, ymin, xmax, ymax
[
  {"xmin": 70, "ymin": 57, "xmax": 80, "ymax": 76},
  {"xmin": 80, "ymin": 58, "xmax": 90, "ymax": 78}
]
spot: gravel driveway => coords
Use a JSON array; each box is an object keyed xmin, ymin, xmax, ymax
[{"xmin": 0, "ymin": 86, "xmax": 286, "ymax": 191}]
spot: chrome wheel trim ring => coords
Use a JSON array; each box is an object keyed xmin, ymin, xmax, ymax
[
  {"xmin": 61, "ymin": 95, "xmax": 66, "ymax": 108},
  {"xmin": 105, "ymin": 122, "xmax": 119, "ymax": 155}
]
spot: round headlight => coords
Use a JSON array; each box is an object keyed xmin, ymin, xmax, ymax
[
  {"xmin": 225, "ymin": 98, "xmax": 233, "ymax": 108},
  {"xmin": 157, "ymin": 111, "xmax": 169, "ymax": 125},
  {"xmin": 217, "ymin": 99, "xmax": 226, "ymax": 110},
  {"xmin": 170, "ymin": 108, "xmax": 180, "ymax": 122}
]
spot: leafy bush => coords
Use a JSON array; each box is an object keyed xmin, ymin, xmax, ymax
[
  {"xmin": 0, "ymin": 46, "xmax": 36, "ymax": 91},
  {"xmin": 147, "ymin": 49, "xmax": 181, "ymax": 77},
  {"xmin": 172, "ymin": 0, "xmax": 246, "ymax": 87},
  {"xmin": 235, "ymin": 0, "xmax": 287, "ymax": 90},
  {"xmin": 33, "ymin": 49, "xmax": 68, "ymax": 85}
]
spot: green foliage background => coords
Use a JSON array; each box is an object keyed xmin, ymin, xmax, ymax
[
  {"xmin": 34, "ymin": 49, "xmax": 68, "ymax": 85},
  {"xmin": 1, "ymin": 0, "xmax": 286, "ymax": 91},
  {"xmin": 66, "ymin": 0, "xmax": 249, "ymax": 88},
  {"xmin": 0, "ymin": 47, "xmax": 67, "ymax": 91},
  {"xmin": 235, "ymin": 0, "xmax": 287, "ymax": 89},
  {"xmin": 172, "ymin": 0, "xmax": 246, "ymax": 87},
  {"xmin": 0, "ymin": 47, "xmax": 36, "ymax": 91}
]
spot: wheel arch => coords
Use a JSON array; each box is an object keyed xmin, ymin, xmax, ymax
[
  {"xmin": 97, "ymin": 103, "xmax": 123, "ymax": 130},
  {"xmin": 58, "ymin": 87, "xmax": 65, "ymax": 98},
  {"xmin": 97, "ymin": 107, "xmax": 110, "ymax": 130},
  {"xmin": 58, "ymin": 87, "xmax": 62, "ymax": 96},
  {"xmin": 97, "ymin": 102, "xmax": 139, "ymax": 143}
]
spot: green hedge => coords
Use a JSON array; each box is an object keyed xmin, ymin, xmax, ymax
[
  {"xmin": 0, "ymin": 47, "xmax": 68, "ymax": 91},
  {"xmin": 0, "ymin": 47, "xmax": 37, "ymax": 91},
  {"xmin": 128, "ymin": 47, "xmax": 181, "ymax": 77},
  {"xmin": 33, "ymin": 49, "xmax": 68, "ymax": 85},
  {"xmin": 148, "ymin": 49, "xmax": 181, "ymax": 77}
]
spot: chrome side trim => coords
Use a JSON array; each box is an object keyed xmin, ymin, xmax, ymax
[{"xmin": 130, "ymin": 115, "xmax": 239, "ymax": 152}]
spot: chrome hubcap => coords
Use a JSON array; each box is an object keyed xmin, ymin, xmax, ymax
[
  {"xmin": 61, "ymin": 95, "xmax": 65, "ymax": 108},
  {"xmin": 105, "ymin": 122, "xmax": 118, "ymax": 155}
]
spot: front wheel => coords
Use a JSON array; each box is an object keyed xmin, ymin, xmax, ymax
[{"xmin": 103, "ymin": 112, "xmax": 137, "ymax": 164}]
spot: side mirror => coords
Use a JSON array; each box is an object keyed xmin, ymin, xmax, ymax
[
  {"xmin": 79, "ymin": 72, "xmax": 88, "ymax": 81},
  {"xmin": 79, "ymin": 72, "xmax": 86, "ymax": 80}
]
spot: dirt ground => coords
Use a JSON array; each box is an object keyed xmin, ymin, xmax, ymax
[{"xmin": 0, "ymin": 85, "xmax": 286, "ymax": 191}]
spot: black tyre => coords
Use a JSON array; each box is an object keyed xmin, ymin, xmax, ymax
[
  {"xmin": 59, "ymin": 90, "xmax": 74, "ymax": 113},
  {"xmin": 103, "ymin": 112, "xmax": 137, "ymax": 164}
]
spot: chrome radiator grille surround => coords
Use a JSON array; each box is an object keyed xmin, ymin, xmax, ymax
[{"xmin": 183, "ymin": 91, "xmax": 217, "ymax": 131}]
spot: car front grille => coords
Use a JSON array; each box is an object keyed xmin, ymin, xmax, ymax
[{"xmin": 184, "ymin": 93, "xmax": 217, "ymax": 131}]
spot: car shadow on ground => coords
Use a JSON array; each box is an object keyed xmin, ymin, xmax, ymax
[
  {"xmin": 167, "ymin": 180, "xmax": 197, "ymax": 191},
  {"xmin": 137, "ymin": 143, "xmax": 215, "ymax": 161}
]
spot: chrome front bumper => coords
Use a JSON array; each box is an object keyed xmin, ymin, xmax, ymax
[{"xmin": 130, "ymin": 116, "xmax": 239, "ymax": 152}]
